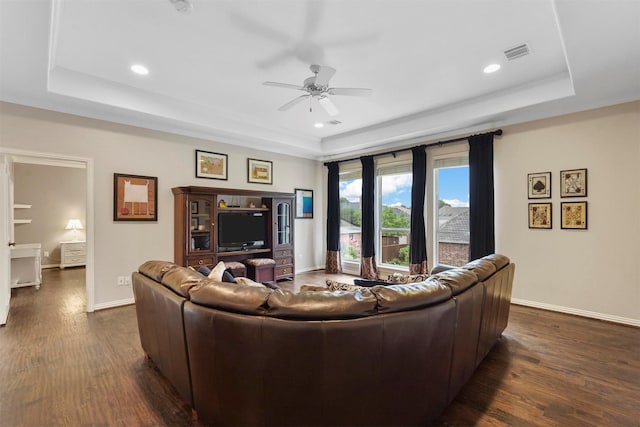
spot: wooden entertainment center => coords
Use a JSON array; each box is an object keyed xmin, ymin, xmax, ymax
[{"xmin": 172, "ymin": 186, "xmax": 294, "ymax": 281}]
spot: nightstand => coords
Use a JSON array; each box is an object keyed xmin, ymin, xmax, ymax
[{"xmin": 60, "ymin": 240, "xmax": 86, "ymax": 269}]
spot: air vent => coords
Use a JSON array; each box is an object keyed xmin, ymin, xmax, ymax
[
  {"xmin": 504, "ymin": 43, "xmax": 530, "ymax": 61},
  {"xmin": 328, "ymin": 120, "xmax": 342, "ymax": 125}
]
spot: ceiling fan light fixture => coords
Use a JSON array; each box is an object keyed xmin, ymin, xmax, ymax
[
  {"xmin": 314, "ymin": 122, "xmax": 324, "ymax": 128},
  {"xmin": 131, "ymin": 64, "xmax": 149, "ymax": 75}
]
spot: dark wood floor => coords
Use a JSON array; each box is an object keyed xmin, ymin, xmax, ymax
[{"xmin": 1, "ymin": 268, "xmax": 638, "ymax": 426}]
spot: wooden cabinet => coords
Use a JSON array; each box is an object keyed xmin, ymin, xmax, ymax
[
  {"xmin": 272, "ymin": 198, "xmax": 294, "ymax": 281},
  {"xmin": 173, "ymin": 187, "xmax": 295, "ymax": 280}
]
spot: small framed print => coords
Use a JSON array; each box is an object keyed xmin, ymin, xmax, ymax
[
  {"xmin": 528, "ymin": 172, "xmax": 551, "ymax": 199},
  {"xmin": 560, "ymin": 168, "xmax": 587, "ymax": 197},
  {"xmin": 196, "ymin": 150, "xmax": 228, "ymax": 180},
  {"xmin": 113, "ymin": 173, "xmax": 158, "ymax": 221},
  {"xmin": 295, "ymin": 188, "xmax": 314, "ymax": 218},
  {"xmin": 247, "ymin": 158, "xmax": 273, "ymax": 184},
  {"xmin": 561, "ymin": 201, "xmax": 588, "ymax": 229},
  {"xmin": 528, "ymin": 203, "xmax": 552, "ymax": 229}
]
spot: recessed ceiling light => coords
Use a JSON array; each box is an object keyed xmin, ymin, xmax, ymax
[
  {"xmin": 314, "ymin": 122, "xmax": 324, "ymax": 128},
  {"xmin": 131, "ymin": 64, "xmax": 149, "ymax": 76},
  {"xmin": 483, "ymin": 63, "xmax": 501, "ymax": 74}
]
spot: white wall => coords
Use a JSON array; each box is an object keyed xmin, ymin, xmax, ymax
[
  {"xmin": 0, "ymin": 102, "xmax": 324, "ymax": 309},
  {"xmin": 495, "ymin": 101, "xmax": 640, "ymax": 325}
]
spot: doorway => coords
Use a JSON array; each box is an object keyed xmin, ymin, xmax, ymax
[{"xmin": 1, "ymin": 149, "xmax": 94, "ymax": 325}]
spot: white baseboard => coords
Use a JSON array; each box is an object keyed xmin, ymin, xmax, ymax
[
  {"xmin": 511, "ymin": 298, "xmax": 640, "ymax": 327},
  {"xmin": 94, "ymin": 297, "xmax": 135, "ymax": 311},
  {"xmin": 295, "ymin": 265, "xmax": 326, "ymax": 274}
]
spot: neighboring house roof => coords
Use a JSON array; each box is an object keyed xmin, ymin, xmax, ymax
[
  {"xmin": 439, "ymin": 207, "xmax": 470, "ymax": 244},
  {"xmin": 389, "ymin": 205, "xmax": 411, "ymax": 219},
  {"xmin": 340, "ymin": 220, "xmax": 361, "ymax": 234}
]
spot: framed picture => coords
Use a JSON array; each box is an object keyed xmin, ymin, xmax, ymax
[
  {"xmin": 528, "ymin": 203, "xmax": 552, "ymax": 229},
  {"xmin": 560, "ymin": 168, "xmax": 587, "ymax": 197},
  {"xmin": 561, "ymin": 201, "xmax": 588, "ymax": 229},
  {"xmin": 196, "ymin": 150, "xmax": 228, "ymax": 180},
  {"xmin": 528, "ymin": 172, "xmax": 551, "ymax": 199},
  {"xmin": 191, "ymin": 218, "xmax": 198, "ymax": 230},
  {"xmin": 247, "ymin": 158, "xmax": 273, "ymax": 184},
  {"xmin": 191, "ymin": 201, "xmax": 198, "ymax": 214},
  {"xmin": 295, "ymin": 188, "xmax": 314, "ymax": 218},
  {"xmin": 113, "ymin": 173, "xmax": 158, "ymax": 221}
]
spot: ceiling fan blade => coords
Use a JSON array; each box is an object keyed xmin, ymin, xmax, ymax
[
  {"xmin": 278, "ymin": 95, "xmax": 310, "ymax": 111},
  {"xmin": 257, "ymin": 49, "xmax": 296, "ymax": 69},
  {"xmin": 327, "ymin": 87, "xmax": 373, "ymax": 96},
  {"xmin": 228, "ymin": 11, "xmax": 292, "ymax": 44},
  {"xmin": 263, "ymin": 81, "xmax": 305, "ymax": 91},
  {"xmin": 318, "ymin": 96, "xmax": 339, "ymax": 116},
  {"xmin": 314, "ymin": 66, "xmax": 336, "ymax": 87}
]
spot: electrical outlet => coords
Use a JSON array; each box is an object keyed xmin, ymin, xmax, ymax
[
  {"xmin": 44, "ymin": 251, "xmax": 50, "ymax": 258},
  {"xmin": 117, "ymin": 276, "xmax": 125, "ymax": 286},
  {"xmin": 124, "ymin": 276, "xmax": 132, "ymax": 286}
]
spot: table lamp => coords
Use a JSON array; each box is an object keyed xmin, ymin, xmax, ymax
[{"xmin": 65, "ymin": 219, "xmax": 83, "ymax": 241}]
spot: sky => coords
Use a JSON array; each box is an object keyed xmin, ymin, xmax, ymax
[{"xmin": 340, "ymin": 166, "xmax": 469, "ymax": 208}]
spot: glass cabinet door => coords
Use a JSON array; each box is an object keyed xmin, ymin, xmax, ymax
[
  {"xmin": 190, "ymin": 198, "xmax": 212, "ymax": 251},
  {"xmin": 276, "ymin": 201, "xmax": 291, "ymax": 245}
]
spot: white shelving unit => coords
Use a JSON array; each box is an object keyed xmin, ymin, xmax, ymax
[{"xmin": 13, "ymin": 203, "xmax": 32, "ymax": 224}]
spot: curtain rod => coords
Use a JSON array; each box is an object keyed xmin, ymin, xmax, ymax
[{"xmin": 323, "ymin": 129, "xmax": 503, "ymax": 166}]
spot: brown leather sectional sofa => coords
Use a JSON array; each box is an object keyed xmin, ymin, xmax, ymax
[{"xmin": 132, "ymin": 254, "xmax": 514, "ymax": 426}]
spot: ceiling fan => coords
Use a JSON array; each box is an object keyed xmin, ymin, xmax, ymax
[{"xmin": 263, "ymin": 64, "xmax": 372, "ymax": 116}]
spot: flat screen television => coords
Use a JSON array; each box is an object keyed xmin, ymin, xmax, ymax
[{"xmin": 217, "ymin": 211, "xmax": 267, "ymax": 251}]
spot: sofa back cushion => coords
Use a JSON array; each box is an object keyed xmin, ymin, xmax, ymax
[
  {"xmin": 138, "ymin": 260, "xmax": 203, "ymax": 298},
  {"xmin": 266, "ymin": 288, "xmax": 378, "ymax": 319},
  {"xmin": 371, "ymin": 280, "xmax": 452, "ymax": 313},
  {"xmin": 461, "ymin": 258, "xmax": 497, "ymax": 281},
  {"xmin": 189, "ymin": 279, "xmax": 271, "ymax": 315},
  {"xmin": 430, "ymin": 268, "xmax": 479, "ymax": 296}
]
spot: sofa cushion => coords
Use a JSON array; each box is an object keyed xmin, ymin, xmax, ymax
[
  {"xmin": 430, "ymin": 268, "xmax": 479, "ymax": 296},
  {"xmin": 266, "ymin": 288, "xmax": 378, "ymax": 319},
  {"xmin": 234, "ymin": 277, "xmax": 267, "ymax": 287},
  {"xmin": 461, "ymin": 259, "xmax": 496, "ymax": 281},
  {"xmin": 189, "ymin": 279, "xmax": 271, "ymax": 315},
  {"xmin": 482, "ymin": 254, "xmax": 510, "ymax": 271},
  {"xmin": 162, "ymin": 267, "xmax": 205, "ymax": 297},
  {"xmin": 139, "ymin": 260, "xmax": 179, "ymax": 282},
  {"xmin": 371, "ymin": 280, "xmax": 452, "ymax": 313}
]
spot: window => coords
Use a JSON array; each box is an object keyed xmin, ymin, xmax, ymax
[
  {"xmin": 377, "ymin": 162, "xmax": 412, "ymax": 267},
  {"xmin": 339, "ymin": 166, "xmax": 362, "ymax": 264},
  {"xmin": 434, "ymin": 156, "xmax": 470, "ymax": 267},
  {"xmin": 336, "ymin": 147, "xmax": 469, "ymax": 271}
]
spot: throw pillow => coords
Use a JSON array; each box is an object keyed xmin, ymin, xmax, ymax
[
  {"xmin": 325, "ymin": 279, "xmax": 366, "ymax": 292},
  {"xmin": 386, "ymin": 273, "xmax": 429, "ymax": 284},
  {"xmin": 197, "ymin": 265, "xmax": 212, "ymax": 276},
  {"xmin": 353, "ymin": 278, "xmax": 390, "ymax": 287},
  {"xmin": 299, "ymin": 284, "xmax": 329, "ymax": 292},
  {"xmin": 222, "ymin": 267, "xmax": 235, "ymax": 283},
  {"xmin": 208, "ymin": 261, "xmax": 226, "ymax": 282}
]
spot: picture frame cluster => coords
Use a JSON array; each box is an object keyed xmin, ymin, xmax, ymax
[
  {"xmin": 195, "ymin": 150, "xmax": 273, "ymax": 185},
  {"xmin": 527, "ymin": 168, "xmax": 588, "ymax": 230}
]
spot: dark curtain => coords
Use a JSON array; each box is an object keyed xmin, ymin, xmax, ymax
[
  {"xmin": 469, "ymin": 133, "xmax": 495, "ymax": 260},
  {"xmin": 359, "ymin": 156, "xmax": 378, "ymax": 279},
  {"xmin": 325, "ymin": 162, "xmax": 342, "ymax": 273},
  {"xmin": 409, "ymin": 146, "xmax": 428, "ymax": 274}
]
